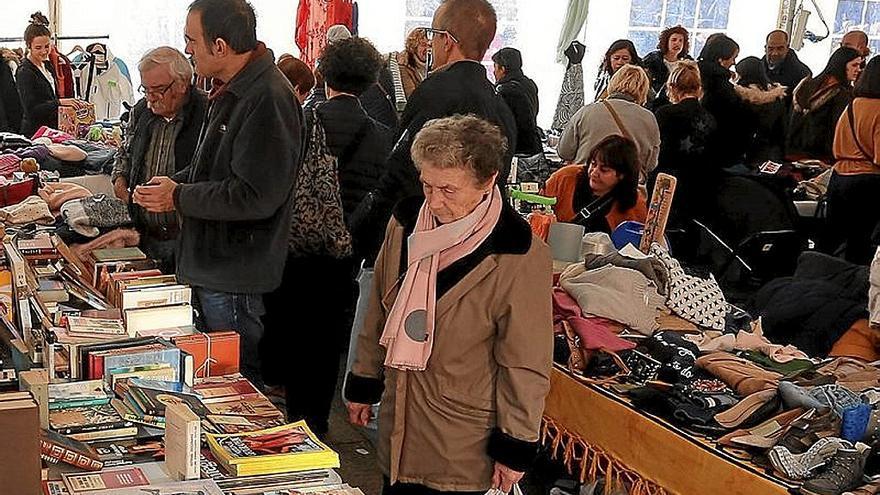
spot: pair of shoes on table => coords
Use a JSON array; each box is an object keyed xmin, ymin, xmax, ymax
[
  {"xmin": 770, "ymin": 437, "xmax": 853, "ymax": 480},
  {"xmin": 800, "ymin": 442, "xmax": 871, "ymax": 495}
]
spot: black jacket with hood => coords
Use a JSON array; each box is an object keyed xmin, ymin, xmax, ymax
[
  {"xmin": 496, "ymin": 69, "xmax": 541, "ymax": 156},
  {"xmin": 171, "ymin": 45, "xmax": 304, "ymax": 294}
]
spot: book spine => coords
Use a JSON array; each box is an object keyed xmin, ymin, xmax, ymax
[
  {"xmin": 67, "ymin": 426, "xmax": 139, "ymax": 442},
  {"xmin": 53, "ymin": 418, "xmax": 135, "ymax": 435},
  {"xmin": 48, "ymin": 397, "xmax": 111, "ymax": 410}
]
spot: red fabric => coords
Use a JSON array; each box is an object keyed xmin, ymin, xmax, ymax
[
  {"xmin": 553, "ymin": 287, "xmax": 635, "ymax": 352},
  {"xmin": 48, "ymin": 46, "xmax": 75, "ymax": 99},
  {"xmin": 295, "ymin": 0, "xmax": 355, "ymax": 68},
  {"xmin": 32, "ymin": 126, "xmax": 75, "ymax": 143}
]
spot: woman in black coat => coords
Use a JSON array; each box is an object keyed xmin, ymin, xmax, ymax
[
  {"xmin": 642, "ymin": 25, "xmax": 692, "ymax": 108},
  {"xmin": 698, "ymin": 35, "xmax": 751, "ymax": 167},
  {"xmin": 787, "ymin": 47, "xmax": 863, "ymax": 163},
  {"xmin": 16, "ymin": 13, "xmax": 86, "ymax": 137},
  {"xmin": 733, "ymin": 56, "xmax": 788, "ymax": 165}
]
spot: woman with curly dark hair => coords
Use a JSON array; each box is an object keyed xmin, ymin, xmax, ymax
[
  {"xmin": 594, "ymin": 39, "xmax": 641, "ymax": 101},
  {"xmin": 261, "ymin": 36, "xmax": 393, "ymax": 438},
  {"xmin": 641, "ymin": 25, "xmax": 692, "ymax": 103}
]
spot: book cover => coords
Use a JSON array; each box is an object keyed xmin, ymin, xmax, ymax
[
  {"xmin": 68, "ymin": 316, "xmax": 126, "ymax": 337},
  {"xmin": 128, "ymin": 384, "xmax": 208, "ymax": 417},
  {"xmin": 42, "ymin": 480, "xmax": 70, "ymax": 495},
  {"xmin": 48, "ymin": 380, "xmax": 108, "ymax": 404},
  {"xmin": 0, "ymin": 393, "xmax": 40, "ymax": 495},
  {"xmin": 76, "ymin": 480, "xmax": 223, "ymax": 495},
  {"xmin": 124, "ymin": 304, "xmax": 193, "ymax": 335},
  {"xmin": 120, "ymin": 285, "xmax": 191, "ymax": 311},
  {"xmin": 193, "ymin": 374, "xmax": 257, "ymax": 402},
  {"xmin": 90, "ymin": 248, "xmax": 146, "ymax": 263},
  {"xmin": 92, "ymin": 440, "xmax": 164, "ymax": 467},
  {"xmin": 203, "ymin": 393, "xmax": 280, "ymax": 418},
  {"xmin": 173, "ymin": 331, "xmax": 239, "ymax": 379},
  {"xmin": 40, "ymin": 429, "xmax": 104, "ymax": 471},
  {"xmin": 100, "ymin": 345, "xmax": 181, "ymax": 383},
  {"xmin": 61, "ymin": 467, "xmax": 149, "ymax": 493},
  {"xmin": 108, "ymin": 363, "xmax": 175, "ymax": 390},
  {"xmin": 49, "ymin": 403, "xmax": 134, "ymax": 435}
]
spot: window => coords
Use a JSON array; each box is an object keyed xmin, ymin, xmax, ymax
[
  {"xmin": 627, "ymin": 0, "xmax": 731, "ymax": 58},
  {"xmin": 833, "ymin": 0, "xmax": 880, "ymax": 55}
]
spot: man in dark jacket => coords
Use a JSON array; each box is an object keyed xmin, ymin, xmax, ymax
[
  {"xmin": 112, "ymin": 47, "xmax": 206, "ymax": 272},
  {"xmin": 356, "ymin": 0, "xmax": 516, "ymax": 262},
  {"xmin": 0, "ymin": 57, "xmax": 22, "ymax": 133},
  {"xmin": 763, "ymin": 30, "xmax": 811, "ymax": 102},
  {"xmin": 134, "ymin": 0, "xmax": 302, "ymax": 388},
  {"xmin": 492, "ymin": 47, "xmax": 541, "ymax": 156}
]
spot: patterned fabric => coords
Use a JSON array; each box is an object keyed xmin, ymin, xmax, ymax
[
  {"xmin": 651, "ymin": 243, "xmax": 728, "ymax": 331},
  {"xmin": 288, "ymin": 115, "xmax": 352, "ymax": 258},
  {"xmin": 61, "ymin": 194, "xmax": 132, "ymax": 237},
  {"xmin": 0, "ymin": 154, "xmax": 21, "ymax": 177},
  {"xmin": 551, "ymin": 63, "xmax": 584, "ymax": 132}
]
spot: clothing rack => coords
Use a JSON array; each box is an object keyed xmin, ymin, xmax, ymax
[{"xmin": 0, "ymin": 35, "xmax": 109, "ymax": 43}]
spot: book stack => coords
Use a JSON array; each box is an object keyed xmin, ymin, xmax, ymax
[
  {"xmin": 48, "ymin": 380, "xmax": 111, "ymax": 410},
  {"xmin": 112, "ymin": 379, "xmax": 207, "ymax": 429},
  {"xmin": 194, "ymin": 374, "xmax": 285, "ymax": 433},
  {"xmin": 48, "ymin": 402, "xmax": 138, "ymax": 442},
  {"xmin": 85, "ymin": 247, "xmax": 158, "ymax": 289},
  {"xmin": 18, "ymin": 235, "xmax": 60, "ymax": 264},
  {"xmin": 0, "ymin": 391, "xmax": 41, "ymax": 495},
  {"xmin": 200, "ymin": 450, "xmax": 338, "ymax": 493},
  {"xmin": 79, "ymin": 338, "xmax": 187, "ymax": 383},
  {"xmin": 205, "ymin": 421, "xmax": 340, "ymax": 477}
]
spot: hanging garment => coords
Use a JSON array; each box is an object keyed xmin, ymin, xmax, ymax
[
  {"xmin": 551, "ymin": 41, "xmax": 585, "ymax": 132},
  {"xmin": 48, "ymin": 46, "xmax": 75, "ymax": 99},
  {"xmin": 77, "ymin": 44, "xmax": 134, "ymax": 120},
  {"xmin": 295, "ymin": 0, "xmax": 355, "ymax": 68}
]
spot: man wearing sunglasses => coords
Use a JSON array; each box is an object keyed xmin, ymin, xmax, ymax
[
  {"xmin": 111, "ymin": 46, "xmax": 206, "ymax": 272},
  {"xmin": 351, "ymin": 0, "xmax": 517, "ymax": 264}
]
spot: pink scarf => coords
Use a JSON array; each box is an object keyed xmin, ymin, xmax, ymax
[{"xmin": 379, "ymin": 187, "xmax": 503, "ymax": 371}]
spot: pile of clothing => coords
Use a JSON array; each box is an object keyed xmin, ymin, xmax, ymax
[
  {"xmin": 553, "ymin": 234, "xmax": 880, "ymax": 495},
  {"xmin": 0, "ymin": 125, "xmax": 117, "ymax": 178}
]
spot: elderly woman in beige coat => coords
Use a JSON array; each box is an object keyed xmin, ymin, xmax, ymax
[{"xmin": 344, "ymin": 114, "xmax": 553, "ymax": 495}]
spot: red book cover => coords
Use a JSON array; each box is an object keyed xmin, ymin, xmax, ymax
[
  {"xmin": 173, "ymin": 331, "xmax": 239, "ymax": 379},
  {"xmin": 61, "ymin": 467, "xmax": 148, "ymax": 493}
]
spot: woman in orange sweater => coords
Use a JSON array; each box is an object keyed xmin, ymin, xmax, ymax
[
  {"xmin": 544, "ymin": 135, "xmax": 647, "ymax": 233},
  {"xmin": 827, "ymin": 57, "xmax": 880, "ymax": 264}
]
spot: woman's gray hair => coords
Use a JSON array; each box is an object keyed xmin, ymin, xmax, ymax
[{"xmin": 138, "ymin": 46, "xmax": 193, "ymax": 84}]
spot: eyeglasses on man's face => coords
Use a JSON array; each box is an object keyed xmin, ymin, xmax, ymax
[
  {"xmin": 423, "ymin": 27, "xmax": 459, "ymax": 44},
  {"xmin": 138, "ymin": 82, "xmax": 175, "ymax": 97}
]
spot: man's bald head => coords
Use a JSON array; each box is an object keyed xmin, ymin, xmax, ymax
[
  {"xmin": 433, "ymin": 0, "xmax": 497, "ymax": 61},
  {"xmin": 842, "ymin": 30, "xmax": 870, "ymax": 57},
  {"xmin": 766, "ymin": 30, "xmax": 790, "ymax": 65}
]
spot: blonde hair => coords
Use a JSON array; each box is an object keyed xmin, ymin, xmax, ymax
[
  {"xmin": 607, "ymin": 64, "xmax": 650, "ymax": 105},
  {"xmin": 666, "ymin": 60, "xmax": 702, "ymax": 102}
]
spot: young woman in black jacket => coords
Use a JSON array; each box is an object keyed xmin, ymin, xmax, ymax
[
  {"xmin": 733, "ymin": 56, "xmax": 787, "ymax": 164},
  {"xmin": 594, "ymin": 40, "xmax": 641, "ymax": 101},
  {"xmin": 642, "ymin": 25, "xmax": 692, "ymax": 108},
  {"xmin": 16, "ymin": 12, "xmax": 86, "ymax": 137},
  {"xmin": 698, "ymin": 35, "xmax": 750, "ymax": 167},
  {"xmin": 787, "ymin": 47, "xmax": 863, "ymax": 163}
]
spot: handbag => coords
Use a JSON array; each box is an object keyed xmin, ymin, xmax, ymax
[{"xmin": 288, "ymin": 115, "xmax": 353, "ymax": 259}]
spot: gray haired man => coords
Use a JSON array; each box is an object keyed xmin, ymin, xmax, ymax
[{"xmin": 112, "ymin": 46, "xmax": 206, "ymax": 272}]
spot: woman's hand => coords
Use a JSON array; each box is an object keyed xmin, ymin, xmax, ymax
[
  {"xmin": 491, "ymin": 462, "xmax": 524, "ymax": 494},
  {"xmin": 346, "ymin": 402, "xmax": 373, "ymax": 427}
]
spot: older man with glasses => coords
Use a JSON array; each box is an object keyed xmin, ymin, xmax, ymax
[{"xmin": 111, "ymin": 46, "xmax": 206, "ymax": 272}]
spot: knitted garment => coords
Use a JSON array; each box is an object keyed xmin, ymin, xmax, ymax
[
  {"xmin": 651, "ymin": 243, "xmax": 728, "ymax": 331},
  {"xmin": 61, "ymin": 194, "xmax": 131, "ymax": 237},
  {"xmin": 38, "ymin": 182, "xmax": 92, "ymax": 214},
  {"xmin": 0, "ymin": 195, "xmax": 54, "ymax": 225}
]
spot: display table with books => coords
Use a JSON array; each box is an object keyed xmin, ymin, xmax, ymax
[
  {"xmin": 543, "ymin": 365, "xmax": 791, "ymax": 495},
  {"xmin": 0, "ymin": 235, "xmax": 366, "ymax": 495}
]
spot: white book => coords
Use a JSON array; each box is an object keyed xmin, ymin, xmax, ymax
[
  {"xmin": 121, "ymin": 285, "xmax": 191, "ymax": 311},
  {"xmin": 165, "ymin": 402, "xmax": 201, "ymax": 480},
  {"xmin": 124, "ymin": 304, "xmax": 193, "ymax": 336}
]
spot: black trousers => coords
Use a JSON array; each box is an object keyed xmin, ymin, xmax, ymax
[
  {"xmin": 260, "ymin": 252, "xmax": 357, "ymax": 436},
  {"xmin": 826, "ymin": 172, "xmax": 880, "ymax": 265},
  {"xmin": 382, "ymin": 477, "xmax": 484, "ymax": 495}
]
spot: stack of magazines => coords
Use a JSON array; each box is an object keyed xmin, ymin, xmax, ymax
[{"xmin": 206, "ymin": 421, "xmax": 340, "ymax": 476}]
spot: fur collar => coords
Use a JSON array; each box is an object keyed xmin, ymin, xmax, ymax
[{"xmin": 734, "ymin": 83, "xmax": 786, "ymax": 105}]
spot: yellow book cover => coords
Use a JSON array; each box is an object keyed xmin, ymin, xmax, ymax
[{"xmin": 206, "ymin": 421, "xmax": 339, "ymax": 475}]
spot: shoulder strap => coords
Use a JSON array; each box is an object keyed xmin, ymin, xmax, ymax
[
  {"xmin": 601, "ymin": 100, "xmax": 633, "ymax": 142},
  {"xmin": 847, "ymin": 103, "xmax": 875, "ymax": 165}
]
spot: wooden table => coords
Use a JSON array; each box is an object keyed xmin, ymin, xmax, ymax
[{"xmin": 543, "ymin": 366, "xmax": 792, "ymax": 495}]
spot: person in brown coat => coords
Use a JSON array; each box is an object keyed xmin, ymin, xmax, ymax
[{"xmin": 344, "ymin": 114, "xmax": 553, "ymax": 495}]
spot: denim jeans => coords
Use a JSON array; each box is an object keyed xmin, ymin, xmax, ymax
[{"xmin": 195, "ymin": 288, "xmax": 266, "ymax": 389}]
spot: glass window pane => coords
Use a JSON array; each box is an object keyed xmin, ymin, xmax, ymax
[
  {"xmin": 864, "ymin": 3, "xmax": 880, "ymax": 36},
  {"xmin": 630, "ymin": 0, "xmax": 664, "ymax": 28},
  {"xmin": 666, "ymin": 0, "xmax": 697, "ymax": 28},
  {"xmin": 698, "ymin": 0, "xmax": 731, "ymax": 29},
  {"xmin": 835, "ymin": 0, "xmax": 867, "ymax": 34},
  {"xmin": 629, "ymin": 30, "xmax": 659, "ymax": 57}
]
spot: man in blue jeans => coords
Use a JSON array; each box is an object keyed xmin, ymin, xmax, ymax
[{"xmin": 133, "ymin": 0, "xmax": 303, "ymax": 388}]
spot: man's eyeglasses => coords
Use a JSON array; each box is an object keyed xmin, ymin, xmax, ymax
[
  {"xmin": 423, "ymin": 28, "xmax": 459, "ymax": 44},
  {"xmin": 138, "ymin": 82, "xmax": 174, "ymax": 97}
]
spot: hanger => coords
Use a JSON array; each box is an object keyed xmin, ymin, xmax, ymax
[{"xmin": 65, "ymin": 45, "xmax": 85, "ymax": 58}]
